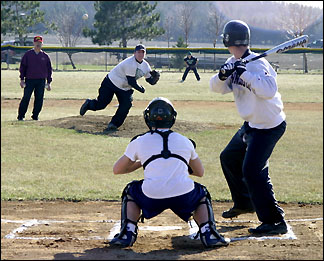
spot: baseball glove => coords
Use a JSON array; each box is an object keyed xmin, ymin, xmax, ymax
[{"xmin": 149, "ymin": 70, "xmax": 160, "ymax": 85}]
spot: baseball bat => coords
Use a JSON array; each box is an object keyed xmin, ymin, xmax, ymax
[{"xmin": 221, "ymin": 35, "xmax": 309, "ymax": 74}]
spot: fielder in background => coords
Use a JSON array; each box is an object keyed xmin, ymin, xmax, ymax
[
  {"xmin": 109, "ymin": 97, "xmax": 229, "ymax": 248},
  {"xmin": 210, "ymin": 20, "xmax": 288, "ymax": 235},
  {"xmin": 79, "ymin": 44, "xmax": 160, "ymax": 131},
  {"xmin": 18, "ymin": 35, "xmax": 52, "ymax": 121},
  {"xmin": 180, "ymin": 51, "xmax": 200, "ymax": 82}
]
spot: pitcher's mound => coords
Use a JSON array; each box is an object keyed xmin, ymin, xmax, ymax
[{"xmin": 37, "ymin": 115, "xmax": 235, "ymax": 138}]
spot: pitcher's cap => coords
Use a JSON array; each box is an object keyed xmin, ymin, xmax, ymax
[{"xmin": 135, "ymin": 44, "xmax": 146, "ymax": 52}]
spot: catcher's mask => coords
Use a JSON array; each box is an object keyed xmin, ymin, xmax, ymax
[{"xmin": 144, "ymin": 97, "xmax": 177, "ymax": 130}]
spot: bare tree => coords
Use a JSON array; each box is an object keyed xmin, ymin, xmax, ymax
[
  {"xmin": 276, "ymin": 2, "xmax": 322, "ymax": 73},
  {"xmin": 164, "ymin": 15, "xmax": 174, "ymax": 48},
  {"xmin": 48, "ymin": 3, "xmax": 87, "ymax": 69},
  {"xmin": 177, "ymin": 4, "xmax": 194, "ymax": 46},
  {"xmin": 164, "ymin": 15, "xmax": 174, "ymax": 69},
  {"xmin": 206, "ymin": 3, "xmax": 227, "ymax": 70}
]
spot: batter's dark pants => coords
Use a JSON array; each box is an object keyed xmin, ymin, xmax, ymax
[
  {"xmin": 18, "ymin": 78, "xmax": 45, "ymax": 119},
  {"xmin": 220, "ymin": 121, "xmax": 286, "ymax": 224},
  {"xmin": 87, "ymin": 76, "xmax": 134, "ymax": 128},
  {"xmin": 182, "ymin": 67, "xmax": 200, "ymax": 81}
]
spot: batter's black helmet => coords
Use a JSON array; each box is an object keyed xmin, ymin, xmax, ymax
[
  {"xmin": 144, "ymin": 97, "xmax": 177, "ymax": 129},
  {"xmin": 222, "ymin": 20, "xmax": 250, "ymax": 47}
]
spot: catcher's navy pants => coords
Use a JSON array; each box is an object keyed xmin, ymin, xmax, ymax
[
  {"xmin": 18, "ymin": 78, "xmax": 45, "ymax": 119},
  {"xmin": 88, "ymin": 76, "xmax": 134, "ymax": 128},
  {"xmin": 182, "ymin": 67, "xmax": 200, "ymax": 81},
  {"xmin": 126, "ymin": 180, "xmax": 207, "ymax": 222},
  {"xmin": 220, "ymin": 121, "xmax": 286, "ymax": 224}
]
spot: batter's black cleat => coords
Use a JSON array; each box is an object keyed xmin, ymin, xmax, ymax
[
  {"xmin": 31, "ymin": 115, "xmax": 38, "ymax": 120},
  {"xmin": 17, "ymin": 116, "xmax": 24, "ymax": 121},
  {"xmin": 80, "ymin": 99, "xmax": 90, "ymax": 116},
  {"xmin": 248, "ymin": 221, "xmax": 288, "ymax": 235},
  {"xmin": 105, "ymin": 122, "xmax": 118, "ymax": 131},
  {"xmin": 109, "ymin": 231, "xmax": 137, "ymax": 247},
  {"xmin": 200, "ymin": 229, "xmax": 230, "ymax": 247},
  {"xmin": 222, "ymin": 207, "xmax": 255, "ymax": 218}
]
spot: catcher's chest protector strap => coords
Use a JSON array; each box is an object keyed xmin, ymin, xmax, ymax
[{"xmin": 142, "ymin": 130, "xmax": 190, "ymax": 170}]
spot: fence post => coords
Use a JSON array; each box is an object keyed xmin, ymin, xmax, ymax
[
  {"xmin": 56, "ymin": 52, "xmax": 58, "ymax": 71},
  {"xmin": 105, "ymin": 51, "xmax": 107, "ymax": 72}
]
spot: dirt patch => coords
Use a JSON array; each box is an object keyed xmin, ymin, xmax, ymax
[
  {"xmin": 2, "ymin": 98, "xmax": 323, "ymax": 111},
  {"xmin": 36, "ymin": 115, "xmax": 234, "ymax": 138},
  {"xmin": 1, "ymin": 201, "xmax": 323, "ymax": 260}
]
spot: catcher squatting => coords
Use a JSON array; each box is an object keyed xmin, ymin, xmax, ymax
[{"xmin": 79, "ymin": 19, "xmax": 287, "ymax": 247}]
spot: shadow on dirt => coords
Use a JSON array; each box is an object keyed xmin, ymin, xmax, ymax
[{"xmin": 53, "ymin": 235, "xmax": 222, "ymax": 260}]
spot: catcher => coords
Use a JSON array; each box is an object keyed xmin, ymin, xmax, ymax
[
  {"xmin": 109, "ymin": 97, "xmax": 230, "ymax": 248},
  {"xmin": 79, "ymin": 44, "xmax": 160, "ymax": 131},
  {"xmin": 180, "ymin": 51, "xmax": 200, "ymax": 82}
]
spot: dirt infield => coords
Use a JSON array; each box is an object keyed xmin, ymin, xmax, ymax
[{"xmin": 1, "ymin": 201, "xmax": 323, "ymax": 260}]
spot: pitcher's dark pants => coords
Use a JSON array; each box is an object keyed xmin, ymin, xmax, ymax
[
  {"xmin": 220, "ymin": 121, "xmax": 286, "ymax": 224},
  {"xmin": 182, "ymin": 66, "xmax": 200, "ymax": 81},
  {"xmin": 87, "ymin": 76, "xmax": 134, "ymax": 128},
  {"xmin": 18, "ymin": 78, "xmax": 45, "ymax": 119}
]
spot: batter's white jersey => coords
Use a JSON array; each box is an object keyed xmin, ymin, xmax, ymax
[
  {"xmin": 210, "ymin": 52, "xmax": 286, "ymax": 129},
  {"xmin": 124, "ymin": 129, "xmax": 198, "ymax": 199},
  {"xmin": 108, "ymin": 55, "xmax": 152, "ymax": 91}
]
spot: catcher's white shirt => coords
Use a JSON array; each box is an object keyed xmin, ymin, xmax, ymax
[
  {"xmin": 108, "ymin": 55, "xmax": 152, "ymax": 91},
  {"xmin": 210, "ymin": 52, "xmax": 286, "ymax": 129},
  {"xmin": 124, "ymin": 129, "xmax": 198, "ymax": 199}
]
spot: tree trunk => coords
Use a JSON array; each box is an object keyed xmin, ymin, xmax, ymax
[
  {"xmin": 303, "ymin": 53, "xmax": 308, "ymax": 73},
  {"xmin": 122, "ymin": 38, "xmax": 127, "ymax": 60},
  {"xmin": 67, "ymin": 52, "xmax": 76, "ymax": 69}
]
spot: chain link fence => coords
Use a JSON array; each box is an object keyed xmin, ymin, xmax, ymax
[{"xmin": 1, "ymin": 46, "xmax": 322, "ymax": 73}]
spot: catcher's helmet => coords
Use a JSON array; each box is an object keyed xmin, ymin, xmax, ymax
[
  {"xmin": 222, "ymin": 20, "xmax": 250, "ymax": 47},
  {"xmin": 144, "ymin": 97, "xmax": 177, "ymax": 129}
]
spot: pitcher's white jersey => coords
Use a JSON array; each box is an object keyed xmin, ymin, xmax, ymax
[
  {"xmin": 210, "ymin": 52, "xmax": 285, "ymax": 129},
  {"xmin": 108, "ymin": 55, "xmax": 152, "ymax": 91}
]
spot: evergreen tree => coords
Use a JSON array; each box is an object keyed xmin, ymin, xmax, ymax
[
  {"xmin": 171, "ymin": 37, "xmax": 188, "ymax": 71},
  {"xmin": 83, "ymin": 1, "xmax": 165, "ymax": 50},
  {"xmin": 1, "ymin": 1, "xmax": 50, "ymax": 45}
]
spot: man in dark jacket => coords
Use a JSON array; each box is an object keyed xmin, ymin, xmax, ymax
[{"xmin": 18, "ymin": 35, "xmax": 52, "ymax": 121}]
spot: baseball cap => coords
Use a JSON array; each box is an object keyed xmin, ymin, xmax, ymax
[
  {"xmin": 34, "ymin": 36, "xmax": 43, "ymax": 43},
  {"xmin": 187, "ymin": 51, "xmax": 192, "ymax": 55},
  {"xmin": 135, "ymin": 44, "xmax": 146, "ymax": 52}
]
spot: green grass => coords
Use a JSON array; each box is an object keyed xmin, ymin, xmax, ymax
[
  {"xmin": 1, "ymin": 70, "xmax": 322, "ymax": 103},
  {"xmin": 1, "ymin": 70, "xmax": 323, "ymax": 203}
]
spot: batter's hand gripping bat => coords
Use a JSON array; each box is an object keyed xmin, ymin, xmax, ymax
[{"xmin": 221, "ymin": 35, "xmax": 309, "ymax": 74}]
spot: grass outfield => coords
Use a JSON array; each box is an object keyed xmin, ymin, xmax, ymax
[{"xmin": 1, "ymin": 70, "xmax": 323, "ymax": 203}]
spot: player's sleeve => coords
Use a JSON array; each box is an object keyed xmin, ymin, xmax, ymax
[
  {"xmin": 187, "ymin": 138, "xmax": 198, "ymax": 160},
  {"xmin": 240, "ymin": 60, "xmax": 278, "ymax": 99},
  {"xmin": 210, "ymin": 57, "xmax": 234, "ymax": 94},
  {"xmin": 210, "ymin": 74, "xmax": 233, "ymax": 94},
  {"xmin": 124, "ymin": 139, "xmax": 139, "ymax": 162},
  {"xmin": 144, "ymin": 61, "xmax": 152, "ymax": 79},
  {"xmin": 124, "ymin": 58, "xmax": 136, "ymax": 77}
]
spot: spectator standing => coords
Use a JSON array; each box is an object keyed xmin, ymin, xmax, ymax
[{"xmin": 18, "ymin": 36, "xmax": 52, "ymax": 121}]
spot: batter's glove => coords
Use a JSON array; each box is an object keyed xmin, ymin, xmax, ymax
[
  {"xmin": 234, "ymin": 60, "xmax": 247, "ymax": 77},
  {"xmin": 149, "ymin": 70, "xmax": 160, "ymax": 85},
  {"xmin": 218, "ymin": 63, "xmax": 235, "ymax": 81}
]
